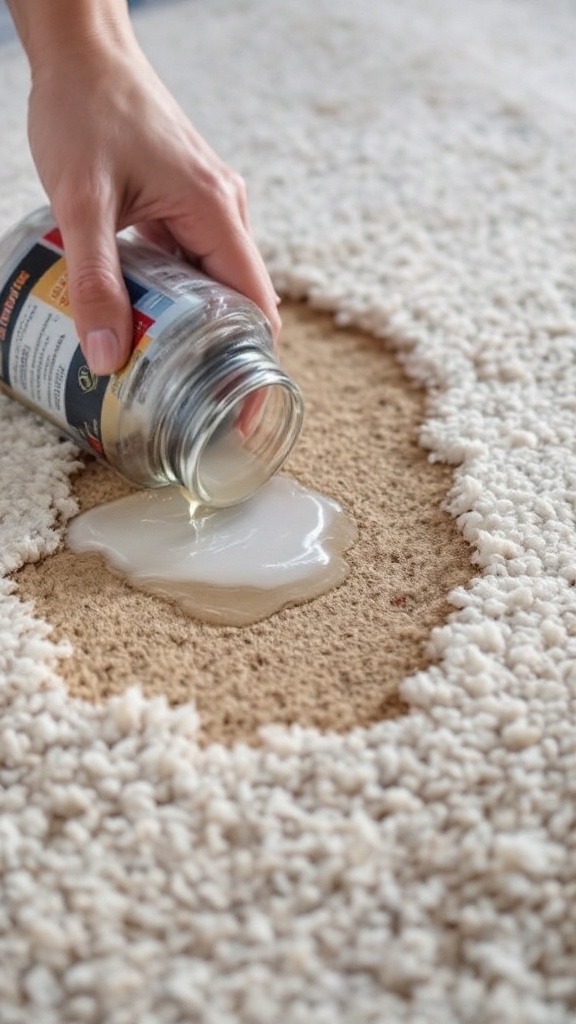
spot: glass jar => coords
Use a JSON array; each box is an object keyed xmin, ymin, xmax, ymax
[{"xmin": 0, "ymin": 207, "xmax": 304, "ymax": 507}]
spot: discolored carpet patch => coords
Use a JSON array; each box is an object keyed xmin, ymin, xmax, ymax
[{"xmin": 15, "ymin": 301, "xmax": 473, "ymax": 746}]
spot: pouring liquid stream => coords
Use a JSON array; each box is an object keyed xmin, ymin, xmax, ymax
[{"xmin": 67, "ymin": 476, "xmax": 357, "ymax": 626}]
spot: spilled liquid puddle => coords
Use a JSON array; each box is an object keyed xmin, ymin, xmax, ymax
[
  {"xmin": 14, "ymin": 302, "xmax": 475, "ymax": 747},
  {"xmin": 66, "ymin": 476, "xmax": 357, "ymax": 626}
]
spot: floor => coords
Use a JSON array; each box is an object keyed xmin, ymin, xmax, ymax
[{"xmin": 0, "ymin": 5, "xmax": 14, "ymax": 43}]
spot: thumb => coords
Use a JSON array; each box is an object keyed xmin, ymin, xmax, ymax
[{"xmin": 57, "ymin": 205, "xmax": 134, "ymax": 376}]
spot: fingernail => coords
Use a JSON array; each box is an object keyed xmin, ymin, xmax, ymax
[
  {"xmin": 275, "ymin": 293, "xmax": 282, "ymax": 305},
  {"xmin": 84, "ymin": 329, "xmax": 121, "ymax": 375}
]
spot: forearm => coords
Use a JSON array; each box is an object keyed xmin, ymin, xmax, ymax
[{"xmin": 6, "ymin": 0, "xmax": 137, "ymax": 74}]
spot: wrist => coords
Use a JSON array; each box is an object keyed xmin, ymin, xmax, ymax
[{"xmin": 7, "ymin": 0, "xmax": 137, "ymax": 79}]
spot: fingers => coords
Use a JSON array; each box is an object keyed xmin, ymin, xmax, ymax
[
  {"xmin": 55, "ymin": 167, "xmax": 280, "ymax": 380},
  {"xmin": 199, "ymin": 229, "xmax": 283, "ymax": 343},
  {"xmin": 166, "ymin": 169, "xmax": 282, "ymax": 342},
  {"xmin": 55, "ymin": 198, "xmax": 134, "ymax": 376},
  {"xmin": 134, "ymin": 220, "xmax": 183, "ymax": 258}
]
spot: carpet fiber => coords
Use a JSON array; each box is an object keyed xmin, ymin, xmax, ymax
[
  {"xmin": 14, "ymin": 299, "xmax": 472, "ymax": 746},
  {"xmin": 1, "ymin": 0, "xmax": 576, "ymax": 1021}
]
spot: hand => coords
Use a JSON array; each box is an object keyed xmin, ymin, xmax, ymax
[{"xmin": 25, "ymin": 35, "xmax": 281, "ymax": 376}]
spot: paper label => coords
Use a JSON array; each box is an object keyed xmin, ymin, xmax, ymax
[{"xmin": 0, "ymin": 227, "xmax": 203, "ymax": 459}]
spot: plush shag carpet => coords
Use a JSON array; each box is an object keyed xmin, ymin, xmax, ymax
[{"xmin": 1, "ymin": 0, "xmax": 576, "ymax": 1021}]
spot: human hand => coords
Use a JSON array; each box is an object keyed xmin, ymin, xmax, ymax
[{"xmin": 24, "ymin": 27, "xmax": 281, "ymax": 376}]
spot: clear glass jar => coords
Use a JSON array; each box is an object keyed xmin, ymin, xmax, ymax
[{"xmin": 0, "ymin": 208, "xmax": 303, "ymax": 506}]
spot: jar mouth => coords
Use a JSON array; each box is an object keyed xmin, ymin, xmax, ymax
[{"xmin": 188, "ymin": 372, "xmax": 303, "ymax": 507}]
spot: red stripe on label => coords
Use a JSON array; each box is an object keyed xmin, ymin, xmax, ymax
[
  {"xmin": 133, "ymin": 309, "xmax": 154, "ymax": 344},
  {"xmin": 44, "ymin": 227, "xmax": 64, "ymax": 250}
]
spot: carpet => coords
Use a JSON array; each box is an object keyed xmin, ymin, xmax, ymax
[{"xmin": 1, "ymin": 0, "xmax": 576, "ymax": 1021}]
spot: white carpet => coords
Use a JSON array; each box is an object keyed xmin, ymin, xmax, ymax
[{"xmin": 2, "ymin": 0, "xmax": 576, "ymax": 1020}]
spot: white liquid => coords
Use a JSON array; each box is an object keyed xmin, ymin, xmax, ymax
[{"xmin": 66, "ymin": 476, "xmax": 357, "ymax": 625}]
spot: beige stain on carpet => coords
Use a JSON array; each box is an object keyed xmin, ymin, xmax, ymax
[{"xmin": 15, "ymin": 302, "xmax": 474, "ymax": 746}]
